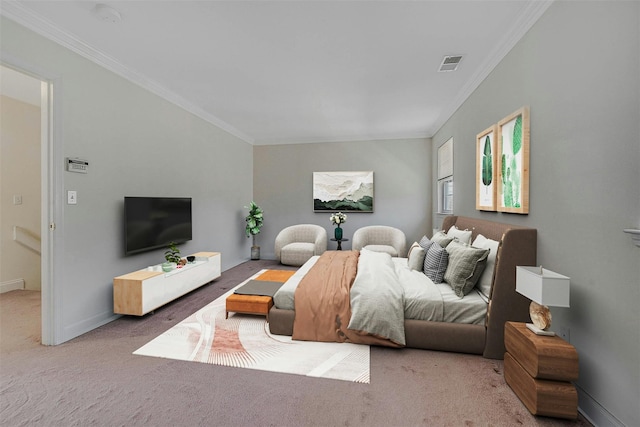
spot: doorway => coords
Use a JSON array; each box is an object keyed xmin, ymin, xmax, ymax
[{"xmin": 0, "ymin": 63, "xmax": 55, "ymax": 346}]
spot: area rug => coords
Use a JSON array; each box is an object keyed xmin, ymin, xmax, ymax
[{"xmin": 133, "ymin": 270, "xmax": 370, "ymax": 383}]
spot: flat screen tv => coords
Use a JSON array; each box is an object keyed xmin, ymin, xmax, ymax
[{"xmin": 124, "ymin": 196, "xmax": 192, "ymax": 256}]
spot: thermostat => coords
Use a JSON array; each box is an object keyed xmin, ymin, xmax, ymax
[{"xmin": 66, "ymin": 158, "xmax": 89, "ymax": 174}]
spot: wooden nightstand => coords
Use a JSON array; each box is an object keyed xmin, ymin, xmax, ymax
[{"xmin": 504, "ymin": 322, "xmax": 579, "ymax": 419}]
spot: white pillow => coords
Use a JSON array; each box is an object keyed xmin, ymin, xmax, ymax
[
  {"xmin": 447, "ymin": 225, "xmax": 473, "ymax": 245},
  {"xmin": 472, "ymin": 234, "xmax": 500, "ymax": 299},
  {"xmin": 407, "ymin": 242, "xmax": 426, "ymax": 271}
]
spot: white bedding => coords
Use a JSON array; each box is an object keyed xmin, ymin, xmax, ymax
[{"xmin": 272, "ymin": 253, "xmax": 488, "ymax": 325}]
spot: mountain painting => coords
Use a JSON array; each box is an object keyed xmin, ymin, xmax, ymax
[{"xmin": 313, "ymin": 171, "xmax": 374, "ymax": 212}]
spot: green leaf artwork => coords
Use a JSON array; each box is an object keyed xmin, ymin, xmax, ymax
[
  {"xmin": 512, "ymin": 115, "xmax": 522, "ymax": 155},
  {"xmin": 482, "ymin": 135, "xmax": 492, "ymax": 188},
  {"xmin": 510, "ymin": 155, "xmax": 521, "ymax": 207},
  {"xmin": 503, "ymin": 162, "xmax": 514, "ymax": 208}
]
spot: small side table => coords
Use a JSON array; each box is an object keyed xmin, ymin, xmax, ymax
[
  {"xmin": 330, "ymin": 238, "xmax": 349, "ymax": 250},
  {"xmin": 504, "ymin": 322, "xmax": 579, "ymax": 419}
]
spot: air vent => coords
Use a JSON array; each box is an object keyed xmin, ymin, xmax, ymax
[{"xmin": 438, "ymin": 55, "xmax": 463, "ymax": 72}]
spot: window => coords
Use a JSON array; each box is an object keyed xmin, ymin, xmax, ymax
[
  {"xmin": 438, "ymin": 177, "xmax": 453, "ymax": 214},
  {"xmin": 437, "ymin": 138, "xmax": 453, "ymax": 214}
]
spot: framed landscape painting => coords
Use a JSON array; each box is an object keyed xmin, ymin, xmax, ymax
[
  {"xmin": 476, "ymin": 125, "xmax": 498, "ymax": 211},
  {"xmin": 313, "ymin": 171, "xmax": 374, "ymax": 212},
  {"xmin": 497, "ymin": 107, "xmax": 530, "ymax": 214}
]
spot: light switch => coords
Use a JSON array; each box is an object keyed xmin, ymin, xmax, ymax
[
  {"xmin": 67, "ymin": 191, "xmax": 77, "ymax": 205},
  {"xmin": 13, "ymin": 195, "xmax": 23, "ymax": 205}
]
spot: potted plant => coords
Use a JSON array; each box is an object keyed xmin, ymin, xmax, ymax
[
  {"xmin": 162, "ymin": 241, "xmax": 182, "ymax": 271},
  {"xmin": 245, "ymin": 201, "xmax": 264, "ymax": 260}
]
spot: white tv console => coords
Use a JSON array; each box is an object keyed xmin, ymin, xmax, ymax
[{"xmin": 113, "ymin": 252, "xmax": 221, "ymax": 316}]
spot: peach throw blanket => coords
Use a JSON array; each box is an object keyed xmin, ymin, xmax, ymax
[{"xmin": 292, "ymin": 251, "xmax": 401, "ymax": 348}]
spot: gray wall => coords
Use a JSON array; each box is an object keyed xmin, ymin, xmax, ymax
[
  {"xmin": 1, "ymin": 17, "xmax": 254, "ymax": 343},
  {"xmin": 254, "ymin": 138, "xmax": 431, "ymax": 259},
  {"xmin": 431, "ymin": 2, "xmax": 639, "ymax": 426}
]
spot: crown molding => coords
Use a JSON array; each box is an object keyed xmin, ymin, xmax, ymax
[
  {"xmin": 0, "ymin": 1, "xmax": 255, "ymax": 144},
  {"xmin": 253, "ymin": 132, "xmax": 430, "ymax": 146},
  {"xmin": 428, "ymin": 0, "xmax": 554, "ymax": 136}
]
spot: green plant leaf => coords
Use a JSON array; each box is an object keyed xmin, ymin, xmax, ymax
[
  {"xmin": 245, "ymin": 201, "xmax": 264, "ymax": 238},
  {"xmin": 512, "ymin": 115, "xmax": 522, "ymax": 155},
  {"xmin": 482, "ymin": 135, "xmax": 492, "ymax": 186}
]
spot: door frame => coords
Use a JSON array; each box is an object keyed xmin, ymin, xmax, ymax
[{"xmin": 1, "ymin": 54, "xmax": 64, "ymax": 345}]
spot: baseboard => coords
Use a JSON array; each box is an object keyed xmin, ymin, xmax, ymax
[
  {"xmin": 577, "ymin": 384, "xmax": 626, "ymax": 427},
  {"xmin": 61, "ymin": 311, "xmax": 120, "ymax": 345},
  {"xmin": 0, "ymin": 278, "xmax": 25, "ymax": 293}
]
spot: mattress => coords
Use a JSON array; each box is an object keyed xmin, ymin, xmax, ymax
[
  {"xmin": 272, "ymin": 254, "xmax": 488, "ymax": 325},
  {"xmin": 273, "ymin": 255, "xmax": 319, "ymax": 310}
]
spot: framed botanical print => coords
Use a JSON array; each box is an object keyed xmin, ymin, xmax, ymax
[
  {"xmin": 476, "ymin": 125, "xmax": 498, "ymax": 211},
  {"xmin": 497, "ymin": 107, "xmax": 530, "ymax": 214}
]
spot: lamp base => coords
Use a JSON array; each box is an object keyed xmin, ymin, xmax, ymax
[{"xmin": 526, "ymin": 323, "xmax": 556, "ymax": 336}]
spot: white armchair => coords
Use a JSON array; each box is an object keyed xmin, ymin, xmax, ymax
[
  {"xmin": 352, "ymin": 225, "xmax": 407, "ymax": 257},
  {"xmin": 275, "ymin": 224, "xmax": 328, "ymax": 266}
]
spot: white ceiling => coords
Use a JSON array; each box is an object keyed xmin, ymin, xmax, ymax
[{"xmin": 1, "ymin": 1, "xmax": 552, "ymax": 145}]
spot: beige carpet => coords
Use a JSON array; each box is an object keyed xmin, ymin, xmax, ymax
[
  {"xmin": 134, "ymin": 270, "xmax": 370, "ymax": 383},
  {"xmin": 0, "ymin": 289, "xmax": 41, "ymax": 352}
]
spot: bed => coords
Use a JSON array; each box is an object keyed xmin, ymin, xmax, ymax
[{"xmin": 268, "ymin": 216, "xmax": 537, "ymax": 359}]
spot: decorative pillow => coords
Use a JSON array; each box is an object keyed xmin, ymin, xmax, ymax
[
  {"xmin": 444, "ymin": 240, "xmax": 490, "ymax": 298},
  {"xmin": 423, "ymin": 243, "xmax": 449, "ymax": 283},
  {"xmin": 446, "ymin": 225, "xmax": 473, "ymax": 244},
  {"xmin": 431, "ymin": 231, "xmax": 454, "ymax": 248},
  {"xmin": 418, "ymin": 235, "xmax": 434, "ymax": 250},
  {"xmin": 472, "ymin": 234, "xmax": 500, "ymax": 299},
  {"xmin": 407, "ymin": 242, "xmax": 426, "ymax": 271}
]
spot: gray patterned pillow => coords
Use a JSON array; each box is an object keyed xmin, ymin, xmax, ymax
[
  {"xmin": 431, "ymin": 231, "xmax": 454, "ymax": 248},
  {"xmin": 444, "ymin": 240, "xmax": 490, "ymax": 297},
  {"xmin": 423, "ymin": 243, "xmax": 449, "ymax": 283},
  {"xmin": 418, "ymin": 235, "xmax": 434, "ymax": 250}
]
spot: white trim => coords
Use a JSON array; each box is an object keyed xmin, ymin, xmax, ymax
[
  {"xmin": 254, "ymin": 132, "xmax": 430, "ymax": 146},
  {"xmin": 1, "ymin": 52, "xmax": 64, "ymax": 345},
  {"xmin": 577, "ymin": 385, "xmax": 625, "ymax": 427},
  {"xmin": 429, "ymin": 0, "xmax": 555, "ymax": 136},
  {"xmin": 0, "ymin": 279, "xmax": 25, "ymax": 293},
  {"xmin": 0, "ymin": 2, "xmax": 255, "ymax": 145}
]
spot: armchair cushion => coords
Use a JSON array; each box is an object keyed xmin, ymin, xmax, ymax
[
  {"xmin": 352, "ymin": 225, "xmax": 407, "ymax": 257},
  {"xmin": 281, "ymin": 243, "xmax": 316, "ymax": 267},
  {"xmin": 362, "ymin": 244, "xmax": 398, "ymax": 257},
  {"xmin": 275, "ymin": 224, "xmax": 327, "ymax": 267}
]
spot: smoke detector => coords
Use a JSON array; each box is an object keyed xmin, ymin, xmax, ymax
[
  {"xmin": 93, "ymin": 4, "xmax": 122, "ymax": 24},
  {"xmin": 438, "ymin": 55, "xmax": 463, "ymax": 72}
]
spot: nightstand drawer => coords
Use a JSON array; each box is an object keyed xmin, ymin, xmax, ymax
[
  {"xmin": 505, "ymin": 322, "xmax": 578, "ymax": 381},
  {"xmin": 505, "ymin": 352, "xmax": 578, "ymax": 419}
]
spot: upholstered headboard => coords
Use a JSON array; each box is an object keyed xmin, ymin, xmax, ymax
[{"xmin": 442, "ymin": 216, "xmax": 537, "ymax": 358}]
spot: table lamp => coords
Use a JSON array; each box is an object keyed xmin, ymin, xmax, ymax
[{"xmin": 516, "ymin": 266, "xmax": 570, "ymax": 336}]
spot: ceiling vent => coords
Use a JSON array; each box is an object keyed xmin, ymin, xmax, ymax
[{"xmin": 438, "ymin": 55, "xmax": 463, "ymax": 72}]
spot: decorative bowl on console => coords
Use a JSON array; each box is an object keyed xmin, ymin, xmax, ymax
[{"xmin": 161, "ymin": 262, "xmax": 176, "ymax": 272}]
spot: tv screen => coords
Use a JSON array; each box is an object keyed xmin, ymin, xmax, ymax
[{"xmin": 124, "ymin": 196, "xmax": 192, "ymax": 256}]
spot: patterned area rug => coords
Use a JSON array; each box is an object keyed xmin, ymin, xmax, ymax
[{"xmin": 133, "ymin": 270, "xmax": 370, "ymax": 383}]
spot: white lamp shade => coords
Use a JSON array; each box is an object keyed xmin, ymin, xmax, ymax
[{"xmin": 516, "ymin": 266, "xmax": 570, "ymax": 307}]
